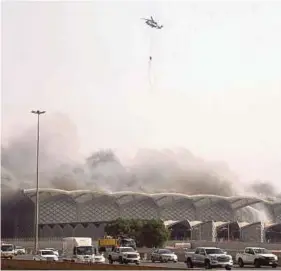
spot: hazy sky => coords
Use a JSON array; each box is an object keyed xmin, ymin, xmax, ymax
[{"xmin": 2, "ymin": 1, "xmax": 281, "ymax": 185}]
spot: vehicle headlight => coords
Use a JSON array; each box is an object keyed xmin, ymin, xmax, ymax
[{"xmin": 210, "ymin": 256, "xmax": 217, "ymax": 261}]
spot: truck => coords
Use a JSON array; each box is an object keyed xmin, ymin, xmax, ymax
[
  {"xmin": 236, "ymin": 247, "xmax": 278, "ymax": 268},
  {"xmin": 1, "ymin": 243, "xmax": 16, "ymax": 260},
  {"xmin": 185, "ymin": 247, "xmax": 233, "ymax": 270},
  {"xmin": 62, "ymin": 237, "xmax": 95, "ymax": 263},
  {"xmin": 98, "ymin": 236, "xmax": 136, "ymax": 253},
  {"xmin": 108, "ymin": 246, "xmax": 141, "ymax": 265}
]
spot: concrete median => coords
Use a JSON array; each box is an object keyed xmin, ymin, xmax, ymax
[{"xmin": 1, "ymin": 259, "xmax": 185, "ymax": 270}]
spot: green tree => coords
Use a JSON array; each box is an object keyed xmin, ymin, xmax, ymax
[
  {"xmin": 139, "ymin": 219, "xmax": 170, "ymax": 248},
  {"xmin": 105, "ymin": 218, "xmax": 170, "ymax": 248},
  {"xmin": 128, "ymin": 219, "xmax": 144, "ymax": 246},
  {"xmin": 105, "ymin": 218, "xmax": 131, "ymax": 236}
]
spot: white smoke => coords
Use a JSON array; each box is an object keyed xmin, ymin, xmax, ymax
[{"xmin": 1, "ymin": 113, "xmax": 280, "ymax": 200}]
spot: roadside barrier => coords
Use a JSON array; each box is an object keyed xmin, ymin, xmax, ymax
[{"xmin": 1, "ymin": 259, "xmax": 185, "ymax": 270}]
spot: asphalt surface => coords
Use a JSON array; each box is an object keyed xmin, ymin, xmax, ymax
[{"xmin": 13, "ymin": 255, "xmax": 281, "ymax": 270}]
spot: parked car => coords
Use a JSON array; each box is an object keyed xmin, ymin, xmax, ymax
[
  {"xmin": 236, "ymin": 247, "xmax": 278, "ymax": 268},
  {"xmin": 151, "ymin": 249, "xmax": 178, "ymax": 263}
]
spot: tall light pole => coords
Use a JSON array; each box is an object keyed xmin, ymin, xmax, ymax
[
  {"xmin": 227, "ymin": 223, "xmax": 230, "ymax": 242},
  {"xmin": 31, "ymin": 110, "xmax": 46, "ymax": 254}
]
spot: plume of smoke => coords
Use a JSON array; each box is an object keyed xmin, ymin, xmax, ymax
[
  {"xmin": 1, "ymin": 113, "xmax": 279, "ymax": 202},
  {"xmin": 127, "ymin": 148, "xmax": 238, "ymax": 195},
  {"xmin": 1, "ymin": 113, "xmax": 83, "ymax": 190},
  {"xmin": 247, "ymin": 180, "xmax": 280, "ymax": 199}
]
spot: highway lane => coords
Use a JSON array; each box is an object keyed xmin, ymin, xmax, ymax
[{"xmin": 13, "ymin": 255, "xmax": 281, "ymax": 270}]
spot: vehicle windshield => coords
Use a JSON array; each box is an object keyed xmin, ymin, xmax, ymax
[
  {"xmin": 205, "ymin": 249, "xmax": 224, "ymax": 255},
  {"xmin": 76, "ymin": 246, "xmax": 93, "ymax": 255},
  {"xmin": 41, "ymin": 250, "xmax": 54, "ymax": 255},
  {"xmin": 159, "ymin": 249, "xmax": 173, "ymax": 254},
  {"xmin": 253, "ymin": 248, "xmax": 270, "ymax": 254},
  {"xmin": 120, "ymin": 247, "xmax": 135, "ymax": 253},
  {"xmin": 1, "ymin": 245, "xmax": 14, "ymax": 251},
  {"xmin": 121, "ymin": 239, "xmax": 136, "ymax": 247}
]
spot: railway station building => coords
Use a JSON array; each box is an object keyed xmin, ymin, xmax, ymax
[{"xmin": 1, "ymin": 188, "xmax": 281, "ymax": 242}]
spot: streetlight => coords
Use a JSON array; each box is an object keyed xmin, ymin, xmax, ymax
[{"xmin": 31, "ymin": 110, "xmax": 46, "ymax": 254}]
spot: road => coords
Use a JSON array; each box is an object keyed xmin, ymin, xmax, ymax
[{"xmin": 14, "ymin": 255, "xmax": 281, "ymax": 270}]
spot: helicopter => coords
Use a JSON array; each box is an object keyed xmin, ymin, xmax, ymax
[{"xmin": 141, "ymin": 16, "xmax": 163, "ymax": 29}]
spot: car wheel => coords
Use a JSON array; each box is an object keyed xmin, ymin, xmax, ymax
[
  {"xmin": 160, "ymin": 257, "xmax": 163, "ymax": 263},
  {"xmin": 108, "ymin": 257, "xmax": 113, "ymax": 264},
  {"xmin": 186, "ymin": 259, "xmax": 193, "ymax": 268},
  {"xmin": 119, "ymin": 257, "xmax": 123, "ymax": 264},
  {"xmin": 205, "ymin": 260, "xmax": 212, "ymax": 269},
  {"xmin": 238, "ymin": 258, "xmax": 244, "ymax": 268},
  {"xmin": 272, "ymin": 265, "xmax": 277, "ymax": 268},
  {"xmin": 225, "ymin": 265, "xmax": 232, "ymax": 270},
  {"xmin": 254, "ymin": 259, "xmax": 261, "ymax": 268},
  {"xmin": 136, "ymin": 262, "xmax": 140, "ymax": 265}
]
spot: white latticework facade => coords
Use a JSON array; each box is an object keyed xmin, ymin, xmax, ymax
[
  {"xmin": 20, "ymin": 189, "xmax": 280, "ymax": 225},
  {"xmin": 39, "ymin": 195, "xmax": 77, "ymax": 224},
  {"xmin": 80, "ymin": 200, "xmax": 120, "ymax": 222}
]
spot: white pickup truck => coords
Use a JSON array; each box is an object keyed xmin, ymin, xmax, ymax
[
  {"xmin": 185, "ymin": 247, "xmax": 233, "ymax": 270},
  {"xmin": 1, "ymin": 243, "xmax": 16, "ymax": 260},
  {"xmin": 236, "ymin": 247, "xmax": 278, "ymax": 268},
  {"xmin": 108, "ymin": 246, "xmax": 140, "ymax": 265}
]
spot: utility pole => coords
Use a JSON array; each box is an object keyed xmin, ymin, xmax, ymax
[
  {"xmin": 31, "ymin": 110, "xmax": 46, "ymax": 254},
  {"xmin": 227, "ymin": 223, "xmax": 230, "ymax": 241}
]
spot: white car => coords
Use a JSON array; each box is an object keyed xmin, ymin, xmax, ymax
[
  {"xmin": 94, "ymin": 253, "xmax": 106, "ymax": 263},
  {"xmin": 185, "ymin": 247, "xmax": 233, "ymax": 270},
  {"xmin": 1, "ymin": 244, "xmax": 16, "ymax": 259},
  {"xmin": 33, "ymin": 249, "xmax": 59, "ymax": 261},
  {"xmin": 15, "ymin": 246, "xmax": 26, "ymax": 255},
  {"xmin": 151, "ymin": 249, "xmax": 178, "ymax": 263},
  {"xmin": 236, "ymin": 247, "xmax": 278, "ymax": 268},
  {"xmin": 44, "ymin": 248, "xmax": 59, "ymax": 256},
  {"xmin": 108, "ymin": 246, "xmax": 141, "ymax": 265}
]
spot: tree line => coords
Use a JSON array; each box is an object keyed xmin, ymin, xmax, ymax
[{"xmin": 105, "ymin": 218, "xmax": 170, "ymax": 248}]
